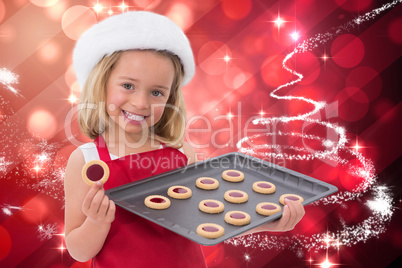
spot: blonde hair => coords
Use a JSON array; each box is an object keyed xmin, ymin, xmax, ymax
[{"xmin": 78, "ymin": 49, "xmax": 186, "ymax": 148}]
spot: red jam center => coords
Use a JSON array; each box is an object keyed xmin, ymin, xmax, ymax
[
  {"xmin": 202, "ymin": 226, "xmax": 219, "ymax": 232},
  {"xmin": 204, "ymin": 201, "xmax": 219, "ymax": 208},
  {"xmin": 285, "ymin": 196, "xmax": 300, "ymax": 201},
  {"xmin": 86, "ymin": 164, "xmax": 104, "ymax": 182},
  {"xmin": 150, "ymin": 198, "xmax": 166, "ymax": 203},
  {"xmin": 230, "ymin": 213, "xmax": 246, "ymax": 219},
  {"xmin": 226, "ymin": 171, "xmax": 241, "ymax": 177},
  {"xmin": 261, "ymin": 204, "xmax": 277, "ymax": 210},
  {"xmin": 200, "ymin": 179, "xmax": 215, "ymax": 184},
  {"xmin": 173, "ymin": 187, "xmax": 188, "ymax": 194},
  {"xmin": 257, "ymin": 183, "xmax": 272, "ymax": 188},
  {"xmin": 229, "ymin": 192, "xmax": 244, "ymax": 198}
]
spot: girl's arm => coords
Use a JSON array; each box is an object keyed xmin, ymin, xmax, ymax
[{"xmin": 64, "ymin": 149, "xmax": 116, "ymax": 262}]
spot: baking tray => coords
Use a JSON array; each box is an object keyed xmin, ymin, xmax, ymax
[{"xmin": 105, "ymin": 152, "xmax": 338, "ymax": 246}]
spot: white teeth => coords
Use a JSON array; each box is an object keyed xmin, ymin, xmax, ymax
[{"xmin": 123, "ymin": 111, "xmax": 145, "ymax": 121}]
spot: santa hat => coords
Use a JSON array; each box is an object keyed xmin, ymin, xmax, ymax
[{"xmin": 73, "ymin": 11, "xmax": 195, "ymax": 89}]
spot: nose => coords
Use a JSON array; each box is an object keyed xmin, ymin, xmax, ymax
[{"xmin": 129, "ymin": 89, "xmax": 150, "ymax": 110}]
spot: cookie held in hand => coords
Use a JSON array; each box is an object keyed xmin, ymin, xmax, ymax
[{"xmin": 82, "ymin": 160, "xmax": 110, "ymax": 186}]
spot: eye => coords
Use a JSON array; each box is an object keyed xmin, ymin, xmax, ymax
[
  {"xmin": 122, "ymin": 83, "xmax": 133, "ymax": 90},
  {"xmin": 151, "ymin": 90, "xmax": 163, "ymax": 97}
]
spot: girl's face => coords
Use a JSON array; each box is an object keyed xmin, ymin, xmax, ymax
[{"xmin": 106, "ymin": 50, "xmax": 174, "ymax": 138}]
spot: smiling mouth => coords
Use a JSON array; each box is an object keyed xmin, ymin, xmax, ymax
[{"xmin": 122, "ymin": 110, "xmax": 148, "ymax": 122}]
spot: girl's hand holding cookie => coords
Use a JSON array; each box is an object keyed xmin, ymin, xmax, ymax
[{"xmin": 82, "ymin": 181, "xmax": 116, "ymax": 225}]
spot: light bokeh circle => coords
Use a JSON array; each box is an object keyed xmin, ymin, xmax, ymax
[
  {"xmin": 336, "ymin": 87, "xmax": 369, "ymax": 122},
  {"xmin": 27, "ymin": 109, "xmax": 57, "ymax": 139},
  {"xmin": 165, "ymin": 3, "xmax": 193, "ymax": 30},
  {"xmin": 331, "ymin": 34, "xmax": 365, "ymax": 68},
  {"xmin": 61, "ymin": 5, "xmax": 97, "ymax": 40},
  {"xmin": 221, "ymin": 0, "xmax": 252, "ymax": 20}
]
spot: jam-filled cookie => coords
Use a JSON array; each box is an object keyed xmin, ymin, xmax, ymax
[
  {"xmin": 252, "ymin": 181, "xmax": 276, "ymax": 194},
  {"xmin": 196, "ymin": 223, "xmax": 225, "ymax": 239},
  {"xmin": 224, "ymin": 211, "xmax": 251, "ymax": 226},
  {"xmin": 144, "ymin": 195, "xmax": 171, "ymax": 210},
  {"xmin": 196, "ymin": 177, "xmax": 219, "ymax": 190},
  {"xmin": 224, "ymin": 190, "xmax": 248, "ymax": 204},
  {"xmin": 199, "ymin": 199, "xmax": 224, "ymax": 214},
  {"xmin": 167, "ymin": 185, "xmax": 192, "ymax": 199},
  {"xmin": 279, "ymin": 194, "xmax": 304, "ymax": 205},
  {"xmin": 256, "ymin": 202, "xmax": 282, "ymax": 216},
  {"xmin": 222, "ymin": 169, "xmax": 245, "ymax": 182},
  {"xmin": 82, "ymin": 160, "xmax": 110, "ymax": 186}
]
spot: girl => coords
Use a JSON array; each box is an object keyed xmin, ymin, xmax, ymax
[{"xmin": 64, "ymin": 11, "xmax": 305, "ymax": 267}]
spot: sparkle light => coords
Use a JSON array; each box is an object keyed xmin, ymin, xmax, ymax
[
  {"xmin": 270, "ymin": 11, "xmax": 288, "ymax": 33},
  {"xmin": 321, "ymin": 54, "xmax": 329, "ymax": 61},
  {"xmin": 319, "ymin": 257, "xmax": 333, "ymax": 268},
  {"xmin": 93, "ymin": 2, "xmax": 103, "ymax": 14},
  {"xmin": 33, "ymin": 164, "xmax": 42, "ymax": 176},
  {"xmin": 1, "ymin": 204, "xmax": 23, "ymax": 216},
  {"xmin": 244, "ymin": 253, "xmax": 251, "ymax": 262},
  {"xmin": 0, "ymin": 68, "xmax": 22, "ymax": 97},
  {"xmin": 118, "ymin": 1, "xmax": 129, "ymax": 12},
  {"xmin": 68, "ymin": 94, "xmax": 78, "ymax": 104},
  {"xmin": 291, "ymin": 31, "xmax": 300, "ymax": 41},
  {"xmin": 351, "ymin": 136, "xmax": 367, "ymax": 152},
  {"xmin": 219, "ymin": 50, "xmax": 233, "ymax": 70},
  {"xmin": 223, "ymin": 54, "xmax": 231, "ymax": 63},
  {"xmin": 274, "ymin": 16, "xmax": 286, "ymax": 29},
  {"xmin": 0, "ymin": 156, "xmax": 13, "ymax": 173},
  {"xmin": 38, "ymin": 223, "xmax": 59, "ymax": 241},
  {"xmin": 37, "ymin": 153, "xmax": 49, "ymax": 162}
]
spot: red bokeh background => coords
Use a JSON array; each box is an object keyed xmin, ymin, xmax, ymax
[{"xmin": 0, "ymin": 0, "xmax": 401, "ymax": 267}]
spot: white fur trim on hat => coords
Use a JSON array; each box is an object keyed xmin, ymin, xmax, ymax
[{"xmin": 73, "ymin": 11, "xmax": 195, "ymax": 88}]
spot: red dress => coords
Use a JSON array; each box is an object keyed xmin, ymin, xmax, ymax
[{"xmin": 91, "ymin": 135, "xmax": 207, "ymax": 268}]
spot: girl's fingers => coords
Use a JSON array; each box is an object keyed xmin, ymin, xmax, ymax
[
  {"xmin": 97, "ymin": 195, "xmax": 110, "ymax": 216},
  {"xmin": 284, "ymin": 200, "xmax": 305, "ymax": 230},
  {"xmin": 280, "ymin": 205, "xmax": 291, "ymax": 229},
  {"xmin": 284, "ymin": 200, "xmax": 297, "ymax": 230},
  {"xmin": 106, "ymin": 200, "xmax": 116, "ymax": 222},
  {"xmin": 89, "ymin": 188, "xmax": 106, "ymax": 213},
  {"xmin": 82, "ymin": 181, "xmax": 103, "ymax": 211}
]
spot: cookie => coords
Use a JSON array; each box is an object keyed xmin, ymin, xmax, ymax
[
  {"xmin": 144, "ymin": 195, "xmax": 171, "ymax": 210},
  {"xmin": 196, "ymin": 177, "xmax": 219, "ymax": 190},
  {"xmin": 199, "ymin": 199, "xmax": 224, "ymax": 214},
  {"xmin": 224, "ymin": 211, "xmax": 251, "ymax": 226},
  {"xmin": 82, "ymin": 160, "xmax": 110, "ymax": 186},
  {"xmin": 252, "ymin": 181, "xmax": 276, "ymax": 194},
  {"xmin": 279, "ymin": 194, "xmax": 304, "ymax": 205},
  {"xmin": 167, "ymin": 185, "xmax": 192, "ymax": 199},
  {"xmin": 256, "ymin": 202, "xmax": 282, "ymax": 216},
  {"xmin": 224, "ymin": 190, "xmax": 248, "ymax": 204},
  {"xmin": 222, "ymin": 169, "xmax": 245, "ymax": 182},
  {"xmin": 196, "ymin": 223, "xmax": 225, "ymax": 239}
]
